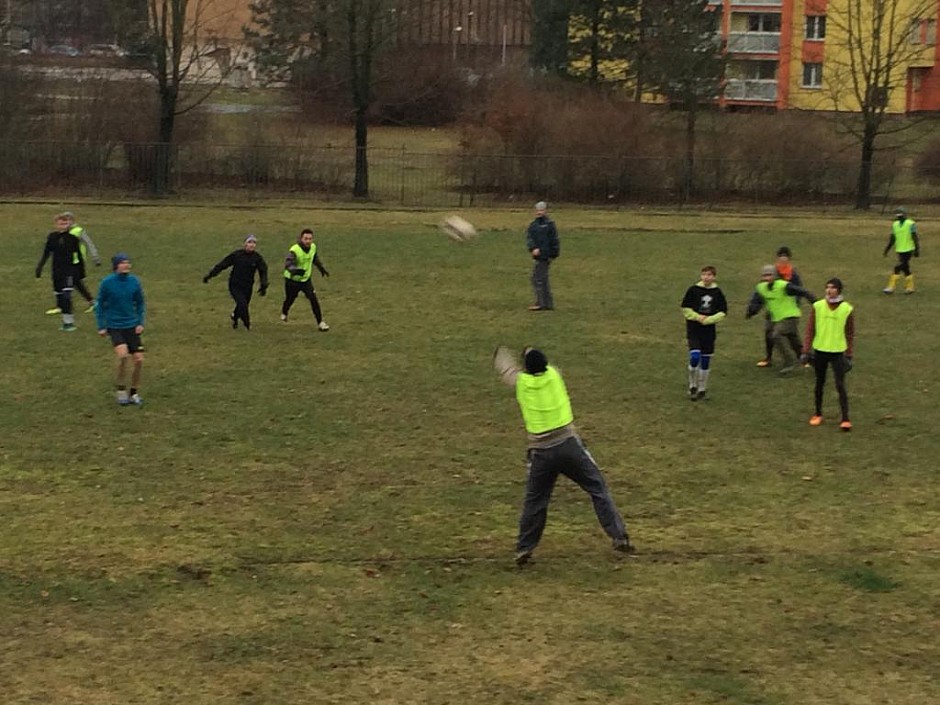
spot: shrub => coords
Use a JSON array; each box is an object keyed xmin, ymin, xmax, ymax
[
  {"xmin": 913, "ymin": 136, "xmax": 940, "ymax": 182},
  {"xmin": 455, "ymin": 71, "xmax": 669, "ymax": 202}
]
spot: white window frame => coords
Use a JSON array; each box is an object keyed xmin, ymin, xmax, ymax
[
  {"xmin": 805, "ymin": 15, "xmax": 826, "ymax": 41},
  {"xmin": 802, "ymin": 62, "xmax": 823, "ymax": 88}
]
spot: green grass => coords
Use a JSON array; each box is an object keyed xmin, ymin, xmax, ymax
[{"xmin": 1, "ymin": 203, "xmax": 938, "ymax": 704}]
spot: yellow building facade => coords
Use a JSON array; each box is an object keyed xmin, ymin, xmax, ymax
[{"xmin": 718, "ymin": 0, "xmax": 940, "ymax": 113}]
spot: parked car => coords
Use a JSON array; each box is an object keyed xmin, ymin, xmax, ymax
[
  {"xmin": 48, "ymin": 45, "xmax": 80, "ymax": 57},
  {"xmin": 1, "ymin": 45, "xmax": 32, "ymax": 56},
  {"xmin": 86, "ymin": 43, "xmax": 125, "ymax": 57}
]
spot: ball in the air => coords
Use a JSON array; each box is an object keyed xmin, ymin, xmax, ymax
[{"xmin": 440, "ymin": 215, "xmax": 477, "ymax": 243}]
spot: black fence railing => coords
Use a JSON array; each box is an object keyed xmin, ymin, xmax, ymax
[{"xmin": 0, "ymin": 140, "xmax": 920, "ymax": 208}]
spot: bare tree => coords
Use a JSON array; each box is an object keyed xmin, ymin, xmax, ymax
[
  {"xmin": 121, "ymin": 0, "xmax": 234, "ymax": 192},
  {"xmin": 641, "ymin": 0, "xmax": 725, "ymax": 201},
  {"xmin": 825, "ymin": 0, "xmax": 937, "ymax": 209},
  {"xmin": 248, "ymin": 0, "xmax": 398, "ymax": 198}
]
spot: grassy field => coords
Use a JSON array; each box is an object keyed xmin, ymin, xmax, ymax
[{"xmin": 1, "ymin": 203, "xmax": 938, "ymax": 704}]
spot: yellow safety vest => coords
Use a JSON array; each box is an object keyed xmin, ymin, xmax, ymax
[
  {"xmin": 812, "ymin": 300, "xmax": 853, "ymax": 353},
  {"xmin": 892, "ymin": 219, "xmax": 916, "ymax": 253},
  {"xmin": 515, "ymin": 366, "xmax": 574, "ymax": 434},
  {"xmin": 284, "ymin": 242, "xmax": 316, "ymax": 282},
  {"xmin": 757, "ymin": 280, "xmax": 801, "ymax": 322}
]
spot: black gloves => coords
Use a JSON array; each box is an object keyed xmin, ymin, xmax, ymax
[
  {"xmin": 202, "ymin": 276, "xmax": 210, "ymax": 283},
  {"xmin": 35, "ymin": 269, "xmax": 42, "ymax": 279},
  {"xmin": 258, "ymin": 287, "xmax": 267, "ymax": 297},
  {"xmin": 843, "ymin": 356, "xmax": 853, "ymax": 373},
  {"xmin": 317, "ymin": 267, "xmax": 329, "ymax": 278}
]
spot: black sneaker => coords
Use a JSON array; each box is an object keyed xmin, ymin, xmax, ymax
[
  {"xmin": 696, "ymin": 390, "xmax": 708, "ymax": 401},
  {"xmin": 689, "ymin": 386, "xmax": 698, "ymax": 401},
  {"xmin": 514, "ymin": 550, "xmax": 533, "ymax": 566},
  {"xmin": 613, "ymin": 538, "xmax": 636, "ymax": 555}
]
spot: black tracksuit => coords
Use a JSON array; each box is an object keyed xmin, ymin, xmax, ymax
[
  {"xmin": 36, "ymin": 231, "xmax": 82, "ymax": 314},
  {"xmin": 204, "ymin": 249, "xmax": 269, "ymax": 329}
]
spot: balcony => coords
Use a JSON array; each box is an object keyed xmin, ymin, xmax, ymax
[
  {"xmin": 727, "ymin": 32, "xmax": 781, "ymax": 53},
  {"xmin": 730, "ymin": 1, "xmax": 782, "ymax": 6},
  {"xmin": 724, "ymin": 79, "xmax": 778, "ymax": 102}
]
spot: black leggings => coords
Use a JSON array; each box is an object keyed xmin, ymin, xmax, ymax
[
  {"xmin": 229, "ymin": 283, "xmax": 253, "ymax": 328},
  {"xmin": 894, "ymin": 252, "xmax": 913, "ymax": 276},
  {"xmin": 282, "ymin": 279, "xmax": 322, "ymax": 323},
  {"xmin": 75, "ymin": 279, "xmax": 94, "ymax": 303},
  {"xmin": 813, "ymin": 351, "xmax": 849, "ymax": 421}
]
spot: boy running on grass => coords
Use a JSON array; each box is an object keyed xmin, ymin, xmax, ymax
[
  {"xmin": 281, "ymin": 228, "xmax": 330, "ymax": 331},
  {"xmin": 747, "ymin": 265, "xmax": 816, "ymax": 375},
  {"xmin": 203, "ymin": 234, "xmax": 269, "ymax": 330}
]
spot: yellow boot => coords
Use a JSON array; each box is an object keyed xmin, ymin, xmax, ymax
[
  {"xmin": 904, "ymin": 274, "xmax": 915, "ymax": 294},
  {"xmin": 883, "ymin": 273, "xmax": 899, "ymax": 294}
]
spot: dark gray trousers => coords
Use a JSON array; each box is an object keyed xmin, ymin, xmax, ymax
[
  {"xmin": 771, "ymin": 317, "xmax": 802, "ymax": 366},
  {"xmin": 531, "ymin": 259, "xmax": 554, "ymax": 309},
  {"xmin": 517, "ymin": 436, "xmax": 627, "ymax": 553}
]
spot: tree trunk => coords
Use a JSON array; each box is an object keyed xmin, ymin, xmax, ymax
[
  {"xmin": 153, "ymin": 86, "xmax": 177, "ymax": 195},
  {"xmin": 589, "ymin": 13, "xmax": 600, "ymax": 85},
  {"xmin": 531, "ymin": 0, "xmax": 569, "ymax": 75},
  {"xmin": 353, "ymin": 106, "xmax": 369, "ymax": 198},
  {"xmin": 684, "ymin": 108, "xmax": 697, "ymax": 201},
  {"xmin": 854, "ymin": 122, "xmax": 877, "ymax": 210}
]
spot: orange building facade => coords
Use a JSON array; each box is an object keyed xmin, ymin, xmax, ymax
[{"xmin": 713, "ymin": 0, "xmax": 940, "ymax": 114}]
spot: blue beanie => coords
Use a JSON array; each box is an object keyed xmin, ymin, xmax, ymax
[{"xmin": 112, "ymin": 252, "xmax": 130, "ymax": 270}]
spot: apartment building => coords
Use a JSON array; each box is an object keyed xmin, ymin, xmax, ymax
[{"xmin": 717, "ymin": 0, "xmax": 940, "ymax": 113}]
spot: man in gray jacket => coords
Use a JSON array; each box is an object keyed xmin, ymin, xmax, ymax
[{"xmin": 525, "ymin": 201, "xmax": 560, "ymax": 311}]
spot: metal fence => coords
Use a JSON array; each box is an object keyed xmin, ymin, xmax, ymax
[{"xmin": 0, "ymin": 140, "xmax": 917, "ymax": 208}]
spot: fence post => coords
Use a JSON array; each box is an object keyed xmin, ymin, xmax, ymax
[{"xmin": 400, "ymin": 145, "xmax": 406, "ymax": 206}]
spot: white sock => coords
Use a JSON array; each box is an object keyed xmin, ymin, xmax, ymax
[
  {"xmin": 63, "ymin": 313, "xmax": 75, "ymax": 325},
  {"xmin": 688, "ymin": 365, "xmax": 698, "ymax": 389},
  {"xmin": 697, "ymin": 368, "xmax": 710, "ymax": 392}
]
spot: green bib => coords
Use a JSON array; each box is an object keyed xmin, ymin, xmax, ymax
[
  {"xmin": 284, "ymin": 242, "xmax": 316, "ymax": 282},
  {"xmin": 68, "ymin": 225, "xmax": 85, "ymax": 265},
  {"xmin": 756, "ymin": 280, "xmax": 801, "ymax": 322},
  {"xmin": 812, "ymin": 300, "xmax": 853, "ymax": 353},
  {"xmin": 515, "ymin": 366, "xmax": 574, "ymax": 434},
  {"xmin": 892, "ymin": 219, "xmax": 916, "ymax": 253}
]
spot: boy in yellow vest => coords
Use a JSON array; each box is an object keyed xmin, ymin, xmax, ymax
[
  {"xmin": 493, "ymin": 346, "xmax": 633, "ymax": 565},
  {"xmin": 281, "ymin": 228, "xmax": 330, "ymax": 331},
  {"xmin": 801, "ymin": 278, "xmax": 855, "ymax": 431},
  {"xmin": 757, "ymin": 245, "xmax": 805, "ymax": 367},
  {"xmin": 746, "ymin": 265, "xmax": 815, "ymax": 375},
  {"xmin": 883, "ymin": 206, "xmax": 920, "ymax": 294}
]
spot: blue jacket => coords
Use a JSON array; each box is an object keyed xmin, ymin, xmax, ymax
[
  {"xmin": 96, "ymin": 273, "xmax": 146, "ymax": 329},
  {"xmin": 525, "ymin": 216, "xmax": 560, "ymax": 261}
]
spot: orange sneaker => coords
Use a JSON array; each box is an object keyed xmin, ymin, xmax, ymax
[
  {"xmin": 756, "ymin": 359, "xmax": 771, "ymax": 368},
  {"xmin": 839, "ymin": 420, "xmax": 853, "ymax": 431},
  {"xmin": 809, "ymin": 415, "xmax": 823, "ymax": 426}
]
